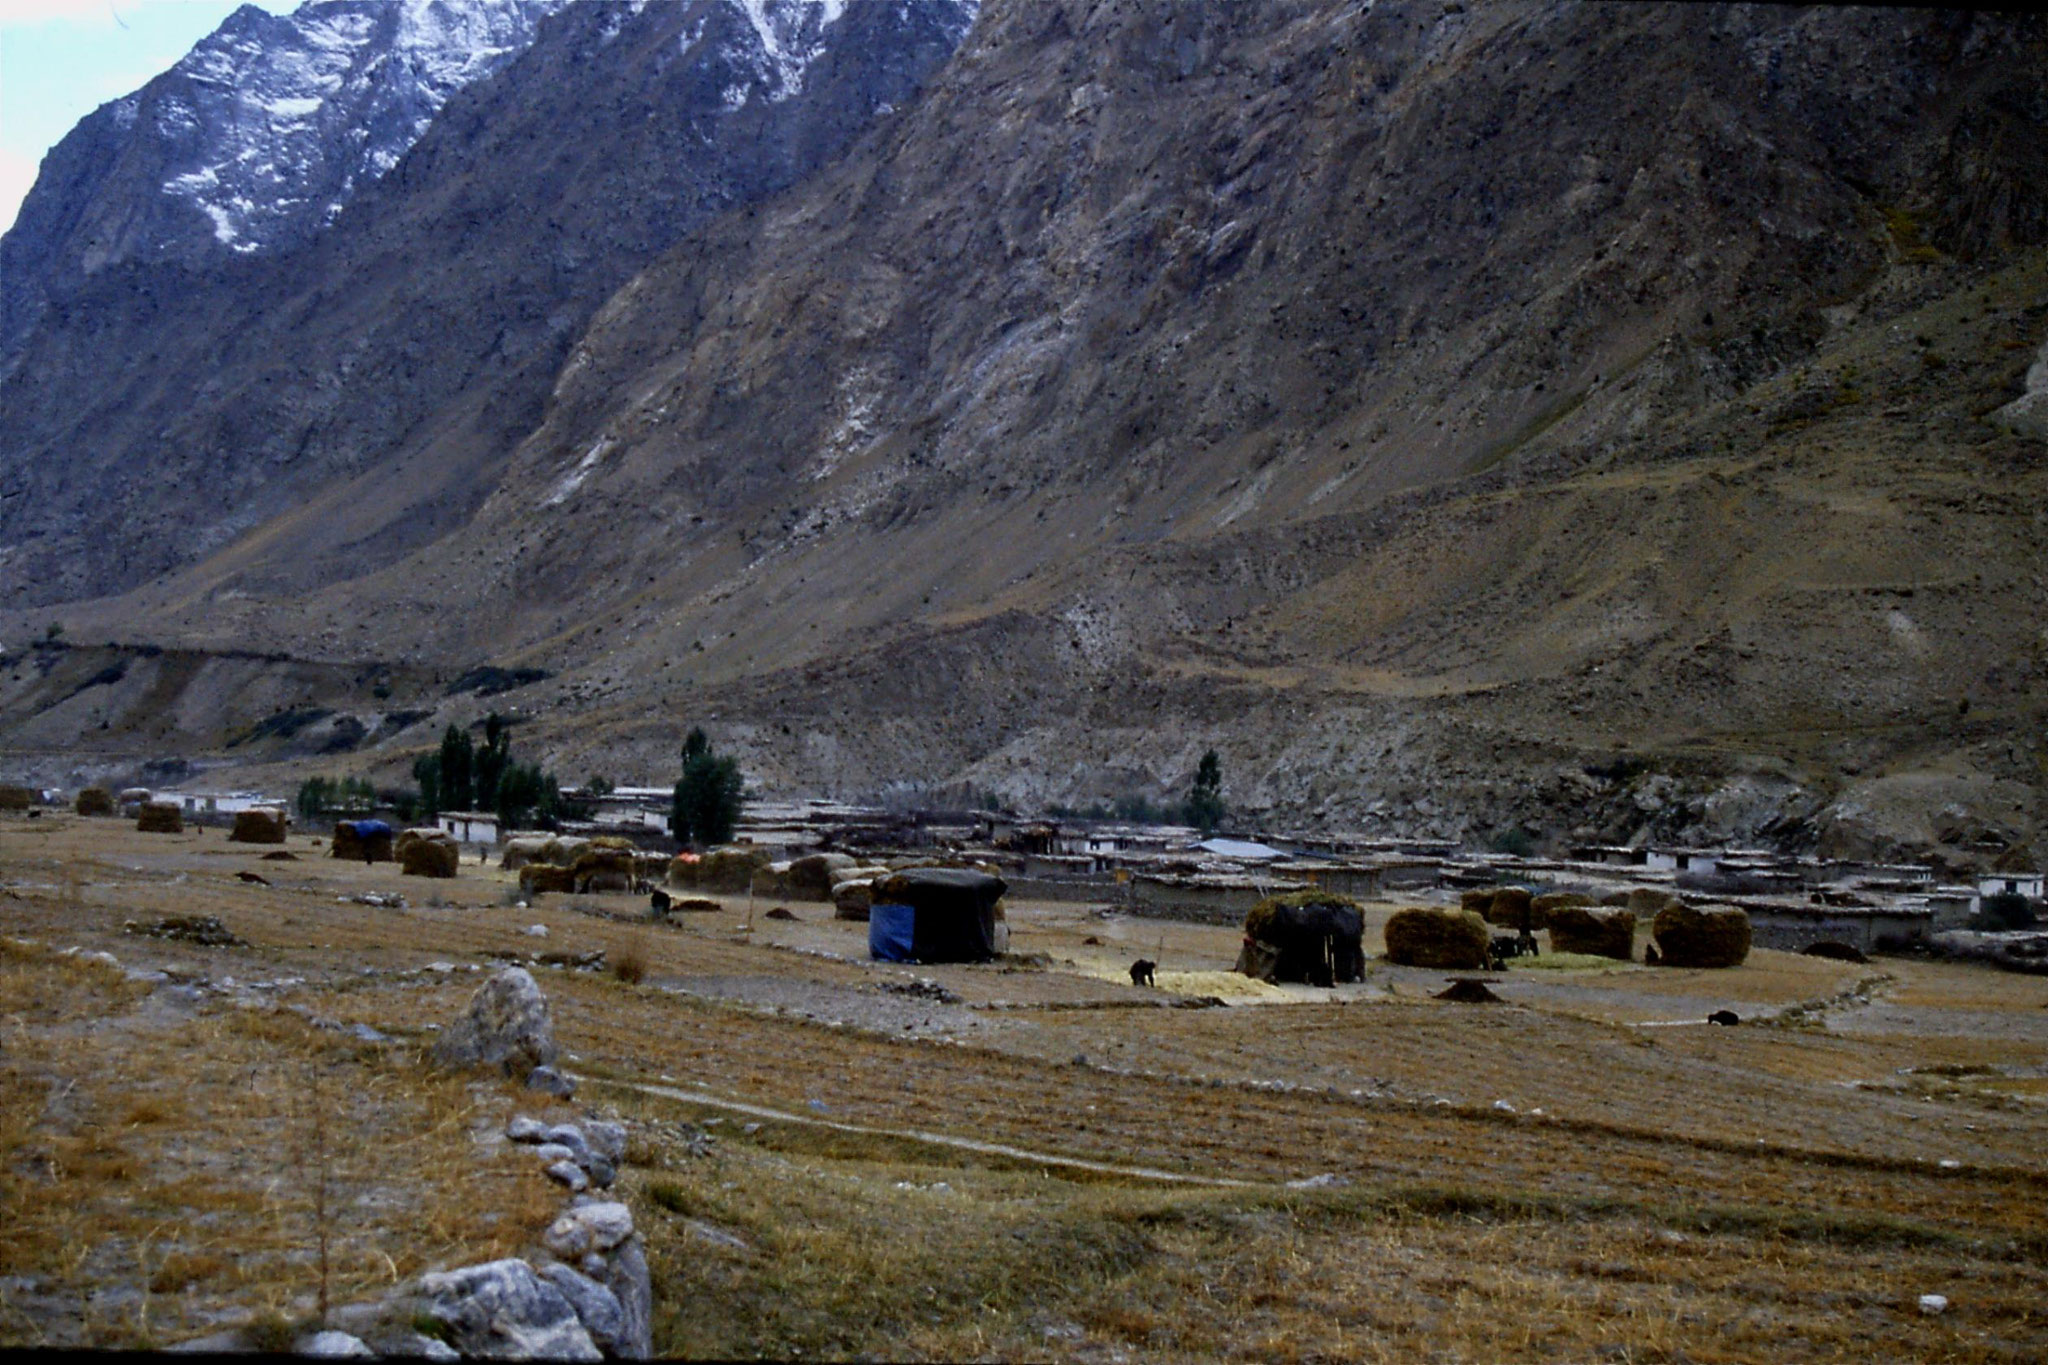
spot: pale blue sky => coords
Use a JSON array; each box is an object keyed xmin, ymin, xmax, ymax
[{"xmin": 0, "ymin": 0, "xmax": 297, "ymax": 234}]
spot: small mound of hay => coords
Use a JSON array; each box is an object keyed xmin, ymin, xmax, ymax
[
  {"xmin": 1481, "ymin": 887, "xmax": 1534, "ymax": 929},
  {"xmin": 764, "ymin": 907, "xmax": 799, "ymax": 921},
  {"xmin": 833, "ymin": 879, "xmax": 874, "ymax": 921},
  {"xmin": 1544, "ymin": 904, "xmax": 1635, "ymax": 961},
  {"xmin": 331, "ymin": 821, "xmax": 394, "ymax": 862},
  {"xmin": 1802, "ymin": 940, "xmax": 1869, "ymax": 963},
  {"xmin": 400, "ymin": 833, "xmax": 460, "ymax": 879},
  {"xmin": 666, "ymin": 896, "xmax": 720, "ymax": 914},
  {"xmin": 499, "ymin": 835, "xmax": 553, "ymax": 870},
  {"xmin": 786, "ymin": 852, "xmax": 856, "ymax": 901},
  {"xmin": 1508, "ymin": 951, "xmax": 1632, "ymax": 971},
  {"xmin": 136, "ymin": 801, "xmax": 184, "ymax": 834},
  {"xmin": 519, "ymin": 863, "xmax": 576, "ymax": 895},
  {"xmin": 1531, "ymin": 891, "xmax": 1592, "ymax": 930},
  {"xmin": 1435, "ymin": 977, "xmax": 1503, "ymax": 1003},
  {"xmin": 261, "ymin": 850, "xmax": 299, "ymax": 861},
  {"xmin": 229, "ymin": 807, "xmax": 289, "ymax": 844},
  {"xmin": 1628, "ymin": 887, "xmax": 1683, "ymax": 919},
  {"xmin": 696, "ymin": 846, "xmax": 773, "ymax": 894},
  {"xmin": 569, "ymin": 845, "xmax": 635, "ymax": 894},
  {"xmin": 74, "ymin": 787, "xmax": 114, "ymax": 817},
  {"xmin": 1651, "ymin": 903, "xmax": 1751, "ymax": 968},
  {"xmin": 1383, "ymin": 907, "xmax": 1491, "ymax": 970},
  {"xmin": 0, "ymin": 784, "xmax": 33, "ymax": 812}
]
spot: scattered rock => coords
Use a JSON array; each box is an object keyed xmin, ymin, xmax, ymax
[
  {"xmin": 123, "ymin": 915, "xmax": 246, "ymax": 948},
  {"xmin": 599, "ymin": 1237, "xmax": 652, "ymax": 1358},
  {"xmin": 524, "ymin": 924, "xmax": 550, "ymax": 938},
  {"xmin": 299, "ymin": 1329, "xmax": 374, "ymax": 1356},
  {"xmin": 526, "ymin": 1066, "xmax": 576, "ymax": 1098},
  {"xmin": 538, "ymin": 1265, "xmax": 624, "ymax": 1355},
  {"xmin": 546, "ymin": 1160, "xmax": 589, "ymax": 1191},
  {"xmin": 1918, "ymin": 1293, "xmax": 1949, "ymax": 1315},
  {"xmin": 506, "ymin": 1116, "xmax": 549, "ymax": 1143},
  {"xmin": 429, "ymin": 968, "xmax": 558, "ymax": 1081},
  {"xmin": 585, "ymin": 1121, "xmax": 627, "ymax": 1164},
  {"xmin": 418, "ymin": 1259, "xmax": 601, "ymax": 1361}
]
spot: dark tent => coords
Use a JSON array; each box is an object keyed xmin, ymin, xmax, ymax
[
  {"xmin": 868, "ymin": 868, "xmax": 1007, "ymax": 963},
  {"xmin": 1234, "ymin": 892, "xmax": 1365, "ymax": 986}
]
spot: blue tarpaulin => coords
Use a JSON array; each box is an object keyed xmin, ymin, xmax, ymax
[
  {"xmin": 346, "ymin": 819, "xmax": 393, "ymax": 837},
  {"xmin": 868, "ymin": 903, "xmax": 918, "ymax": 963}
]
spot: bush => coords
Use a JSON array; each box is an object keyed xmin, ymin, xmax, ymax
[{"xmin": 1977, "ymin": 891, "xmax": 2038, "ymax": 931}]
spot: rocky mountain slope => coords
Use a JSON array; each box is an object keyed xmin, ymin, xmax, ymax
[
  {"xmin": 2, "ymin": 1, "xmax": 2045, "ymax": 868},
  {"xmin": 0, "ymin": 0, "xmax": 566, "ymax": 359}
]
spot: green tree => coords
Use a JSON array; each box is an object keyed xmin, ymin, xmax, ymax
[
  {"xmin": 1184, "ymin": 749, "xmax": 1224, "ymax": 835},
  {"xmin": 672, "ymin": 727, "xmax": 744, "ymax": 847},
  {"xmin": 412, "ymin": 753, "xmax": 442, "ymax": 819},
  {"xmin": 438, "ymin": 724, "xmax": 475, "ymax": 812}
]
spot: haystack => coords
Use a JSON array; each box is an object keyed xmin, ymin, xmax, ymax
[
  {"xmin": 519, "ymin": 864, "xmax": 576, "ymax": 895},
  {"xmin": 1650, "ymin": 903, "xmax": 1751, "ymax": 968},
  {"xmin": 666, "ymin": 853, "xmax": 700, "ymax": 889},
  {"xmin": 833, "ymin": 879, "xmax": 875, "ymax": 921},
  {"xmin": 331, "ymin": 819, "xmax": 394, "ymax": 862},
  {"xmin": 786, "ymin": 852, "xmax": 857, "ymax": 901},
  {"xmin": 1383, "ymin": 907, "xmax": 1491, "ymax": 970},
  {"xmin": 570, "ymin": 843, "xmax": 636, "ymax": 894},
  {"xmin": 1460, "ymin": 889, "xmax": 1496, "ymax": 918},
  {"xmin": 74, "ymin": 787, "xmax": 114, "ymax": 817},
  {"xmin": 1531, "ymin": 891, "xmax": 1593, "ymax": 930},
  {"xmin": 229, "ymin": 807, "xmax": 288, "ymax": 844},
  {"xmin": 0, "ymin": 784, "xmax": 33, "ymax": 811},
  {"xmin": 1481, "ymin": 887, "xmax": 1534, "ymax": 930},
  {"xmin": 400, "ymin": 832, "xmax": 460, "ymax": 879},
  {"xmin": 499, "ymin": 835, "xmax": 553, "ymax": 870},
  {"xmin": 1237, "ymin": 891, "xmax": 1366, "ymax": 985},
  {"xmin": 136, "ymin": 801, "xmax": 184, "ymax": 834},
  {"xmin": 695, "ymin": 846, "xmax": 772, "ymax": 894},
  {"xmin": 1628, "ymin": 887, "xmax": 1683, "ymax": 919},
  {"xmin": 1543, "ymin": 904, "xmax": 1635, "ymax": 961}
]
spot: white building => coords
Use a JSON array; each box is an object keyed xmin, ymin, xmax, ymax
[{"xmin": 438, "ymin": 811, "xmax": 501, "ymax": 845}]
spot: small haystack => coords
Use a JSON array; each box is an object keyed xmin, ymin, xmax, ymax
[
  {"xmin": 1531, "ymin": 891, "xmax": 1593, "ymax": 930},
  {"xmin": 519, "ymin": 864, "xmax": 576, "ymax": 895},
  {"xmin": 499, "ymin": 835, "xmax": 554, "ymax": 871},
  {"xmin": 695, "ymin": 846, "xmax": 773, "ymax": 894},
  {"xmin": 1628, "ymin": 887, "xmax": 1683, "ymax": 919},
  {"xmin": 400, "ymin": 831, "xmax": 461, "ymax": 879},
  {"xmin": 136, "ymin": 801, "xmax": 184, "ymax": 834},
  {"xmin": 833, "ymin": 879, "xmax": 875, "ymax": 921},
  {"xmin": 1383, "ymin": 907, "xmax": 1491, "ymax": 970},
  {"xmin": 0, "ymin": 784, "xmax": 35, "ymax": 812},
  {"xmin": 1481, "ymin": 887, "xmax": 1535, "ymax": 930},
  {"xmin": 1651, "ymin": 903, "xmax": 1751, "ymax": 968},
  {"xmin": 1236, "ymin": 890, "xmax": 1366, "ymax": 985},
  {"xmin": 570, "ymin": 841, "xmax": 637, "ymax": 894},
  {"xmin": 1436, "ymin": 977, "xmax": 1503, "ymax": 1003},
  {"xmin": 1544, "ymin": 904, "xmax": 1635, "ymax": 961},
  {"xmin": 331, "ymin": 819, "xmax": 395, "ymax": 862},
  {"xmin": 786, "ymin": 852, "xmax": 856, "ymax": 901},
  {"xmin": 74, "ymin": 787, "xmax": 114, "ymax": 817},
  {"xmin": 229, "ymin": 807, "xmax": 289, "ymax": 844},
  {"xmin": 666, "ymin": 853, "xmax": 700, "ymax": 888}
]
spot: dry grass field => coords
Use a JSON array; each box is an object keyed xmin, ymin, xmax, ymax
[{"xmin": 5, "ymin": 811, "xmax": 2048, "ymax": 1359}]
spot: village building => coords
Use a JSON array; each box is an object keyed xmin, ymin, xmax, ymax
[{"xmin": 437, "ymin": 810, "xmax": 500, "ymax": 846}]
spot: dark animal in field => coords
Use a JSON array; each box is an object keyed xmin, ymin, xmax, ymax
[
  {"xmin": 1129, "ymin": 958, "xmax": 1157, "ymax": 987},
  {"xmin": 1708, "ymin": 1009, "xmax": 1740, "ymax": 1026},
  {"xmin": 650, "ymin": 888, "xmax": 672, "ymax": 916},
  {"xmin": 236, "ymin": 871, "xmax": 270, "ymax": 885}
]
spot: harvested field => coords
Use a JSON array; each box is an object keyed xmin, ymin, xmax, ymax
[{"xmin": 3, "ymin": 815, "xmax": 2047, "ymax": 1359}]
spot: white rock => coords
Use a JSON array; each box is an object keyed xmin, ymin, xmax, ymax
[
  {"xmin": 300, "ymin": 1330, "xmax": 373, "ymax": 1356},
  {"xmin": 544, "ymin": 1214, "xmax": 594, "ymax": 1259},
  {"xmin": 1919, "ymin": 1293, "xmax": 1949, "ymax": 1315},
  {"xmin": 524, "ymin": 923, "xmax": 549, "ymax": 938},
  {"xmin": 419, "ymin": 1258, "xmax": 600, "ymax": 1361},
  {"xmin": 546, "ymin": 1159, "xmax": 589, "ymax": 1192},
  {"xmin": 506, "ymin": 1116, "xmax": 549, "ymax": 1143}
]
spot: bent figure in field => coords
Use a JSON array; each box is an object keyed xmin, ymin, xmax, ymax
[{"xmin": 1129, "ymin": 958, "xmax": 1156, "ymax": 988}]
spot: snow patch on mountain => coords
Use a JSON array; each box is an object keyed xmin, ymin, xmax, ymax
[{"xmin": 156, "ymin": 0, "xmax": 566, "ymax": 253}]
